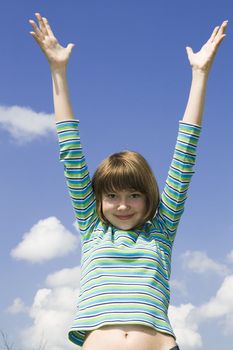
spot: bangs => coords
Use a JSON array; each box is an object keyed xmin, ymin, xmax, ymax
[{"xmin": 100, "ymin": 165, "xmax": 146, "ymax": 194}]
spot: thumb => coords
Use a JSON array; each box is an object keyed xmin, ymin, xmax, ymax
[
  {"xmin": 67, "ymin": 43, "xmax": 75, "ymax": 55},
  {"xmin": 186, "ymin": 46, "xmax": 193, "ymax": 60}
]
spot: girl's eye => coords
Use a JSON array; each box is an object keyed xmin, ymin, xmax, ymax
[
  {"xmin": 131, "ymin": 193, "xmax": 141, "ymax": 198},
  {"xmin": 106, "ymin": 193, "xmax": 116, "ymax": 199}
]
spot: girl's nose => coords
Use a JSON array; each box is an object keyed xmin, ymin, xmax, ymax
[{"xmin": 117, "ymin": 200, "xmax": 130, "ymax": 210}]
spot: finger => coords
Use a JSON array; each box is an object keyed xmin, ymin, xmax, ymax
[
  {"xmin": 215, "ymin": 20, "xmax": 228, "ymax": 41},
  {"xmin": 29, "ymin": 19, "xmax": 44, "ymax": 40},
  {"xmin": 67, "ymin": 43, "xmax": 75, "ymax": 55},
  {"xmin": 35, "ymin": 13, "xmax": 48, "ymax": 36},
  {"xmin": 30, "ymin": 31, "xmax": 45, "ymax": 49},
  {"xmin": 211, "ymin": 21, "xmax": 228, "ymax": 51},
  {"xmin": 42, "ymin": 17, "xmax": 56, "ymax": 38},
  {"xmin": 186, "ymin": 46, "xmax": 194, "ymax": 60},
  {"xmin": 208, "ymin": 26, "xmax": 220, "ymax": 43},
  {"xmin": 214, "ymin": 34, "xmax": 226, "ymax": 49},
  {"xmin": 209, "ymin": 20, "xmax": 228, "ymax": 43},
  {"xmin": 219, "ymin": 20, "xmax": 228, "ymax": 32}
]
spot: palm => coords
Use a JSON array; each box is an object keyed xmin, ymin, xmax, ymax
[
  {"xmin": 41, "ymin": 37, "xmax": 71, "ymax": 65},
  {"xmin": 186, "ymin": 21, "xmax": 228, "ymax": 72},
  {"xmin": 189, "ymin": 43, "xmax": 216, "ymax": 70},
  {"xmin": 29, "ymin": 13, "xmax": 74, "ymax": 68}
]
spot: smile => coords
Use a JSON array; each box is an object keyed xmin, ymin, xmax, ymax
[{"xmin": 115, "ymin": 214, "xmax": 135, "ymax": 220}]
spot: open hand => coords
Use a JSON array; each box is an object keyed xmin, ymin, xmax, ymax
[
  {"xmin": 29, "ymin": 13, "xmax": 75, "ymax": 69},
  {"xmin": 186, "ymin": 20, "xmax": 228, "ymax": 73}
]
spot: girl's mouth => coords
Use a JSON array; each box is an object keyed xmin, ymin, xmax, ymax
[{"xmin": 115, "ymin": 214, "xmax": 134, "ymax": 220}]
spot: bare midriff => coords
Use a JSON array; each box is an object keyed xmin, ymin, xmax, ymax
[{"xmin": 82, "ymin": 324, "xmax": 177, "ymax": 350}]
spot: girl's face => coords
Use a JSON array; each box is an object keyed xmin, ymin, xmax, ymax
[{"xmin": 102, "ymin": 189, "xmax": 147, "ymax": 230}]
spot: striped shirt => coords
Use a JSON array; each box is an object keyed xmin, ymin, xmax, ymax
[{"xmin": 56, "ymin": 120, "xmax": 201, "ymax": 347}]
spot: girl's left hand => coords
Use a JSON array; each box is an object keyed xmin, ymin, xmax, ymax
[{"xmin": 186, "ymin": 20, "xmax": 228, "ymax": 74}]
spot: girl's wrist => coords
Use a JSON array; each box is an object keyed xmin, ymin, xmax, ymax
[
  {"xmin": 50, "ymin": 64, "xmax": 67, "ymax": 75},
  {"xmin": 191, "ymin": 67, "xmax": 209, "ymax": 81}
]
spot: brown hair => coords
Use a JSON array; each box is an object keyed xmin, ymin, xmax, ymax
[{"xmin": 92, "ymin": 150, "xmax": 160, "ymax": 225}]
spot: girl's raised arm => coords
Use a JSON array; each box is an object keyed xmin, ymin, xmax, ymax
[
  {"xmin": 29, "ymin": 13, "xmax": 98, "ymax": 234},
  {"xmin": 182, "ymin": 20, "xmax": 228, "ymax": 126},
  {"xmin": 29, "ymin": 13, "xmax": 75, "ymax": 122},
  {"xmin": 155, "ymin": 21, "xmax": 228, "ymax": 244}
]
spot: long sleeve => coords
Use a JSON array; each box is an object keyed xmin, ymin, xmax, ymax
[
  {"xmin": 154, "ymin": 121, "xmax": 202, "ymax": 244},
  {"xmin": 56, "ymin": 120, "xmax": 97, "ymax": 234}
]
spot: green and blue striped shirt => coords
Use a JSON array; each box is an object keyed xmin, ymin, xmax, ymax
[{"xmin": 56, "ymin": 120, "xmax": 201, "ymax": 347}]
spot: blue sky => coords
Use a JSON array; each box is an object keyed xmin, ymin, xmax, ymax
[{"xmin": 1, "ymin": 1, "xmax": 233, "ymax": 349}]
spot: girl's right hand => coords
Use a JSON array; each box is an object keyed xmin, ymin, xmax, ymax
[{"xmin": 29, "ymin": 13, "xmax": 75, "ymax": 70}]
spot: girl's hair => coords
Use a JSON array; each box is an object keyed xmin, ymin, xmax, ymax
[{"xmin": 92, "ymin": 150, "xmax": 160, "ymax": 224}]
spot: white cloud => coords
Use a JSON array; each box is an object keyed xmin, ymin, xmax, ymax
[
  {"xmin": 16, "ymin": 266, "xmax": 81, "ymax": 350},
  {"xmin": 226, "ymin": 250, "xmax": 233, "ymax": 263},
  {"xmin": 0, "ymin": 105, "xmax": 55, "ymax": 143},
  {"xmin": 7, "ymin": 298, "xmax": 28, "ymax": 314},
  {"xmin": 46, "ymin": 266, "xmax": 81, "ymax": 288},
  {"xmin": 170, "ymin": 279, "xmax": 188, "ymax": 297},
  {"xmin": 73, "ymin": 220, "xmax": 80, "ymax": 232},
  {"xmin": 181, "ymin": 250, "xmax": 229, "ymax": 276},
  {"xmin": 195, "ymin": 275, "xmax": 233, "ymax": 326},
  {"xmin": 169, "ymin": 304, "xmax": 202, "ymax": 349},
  {"xmin": 11, "ymin": 217, "xmax": 78, "ymax": 263},
  {"xmin": 21, "ymin": 287, "xmax": 78, "ymax": 350}
]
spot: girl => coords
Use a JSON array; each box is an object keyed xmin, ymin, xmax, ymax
[{"xmin": 29, "ymin": 13, "xmax": 227, "ymax": 350}]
